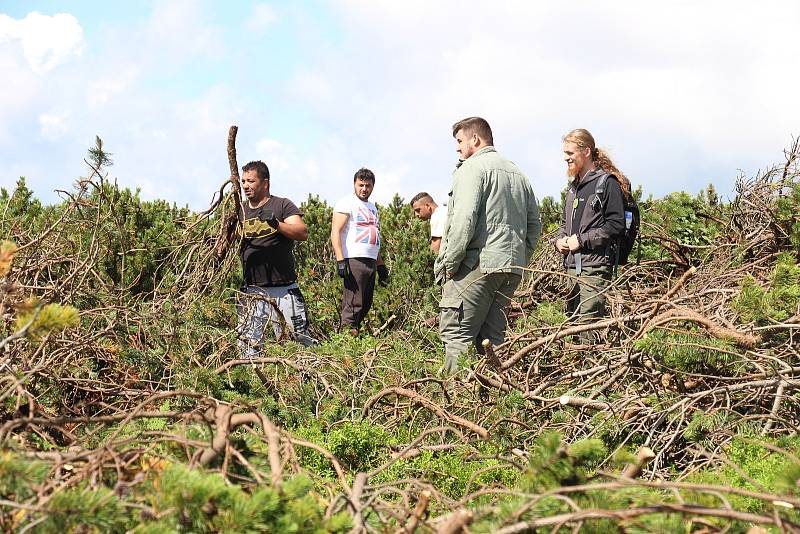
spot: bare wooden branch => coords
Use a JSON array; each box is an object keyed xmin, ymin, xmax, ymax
[
  {"xmin": 436, "ymin": 508, "xmax": 474, "ymax": 534},
  {"xmin": 397, "ymin": 490, "xmax": 431, "ymax": 534},
  {"xmin": 363, "ymin": 387, "xmax": 489, "ymax": 439},
  {"xmin": 621, "ymin": 447, "xmax": 656, "ymax": 479}
]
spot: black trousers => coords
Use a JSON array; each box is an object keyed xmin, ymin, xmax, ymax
[{"xmin": 341, "ymin": 257, "xmax": 376, "ymax": 328}]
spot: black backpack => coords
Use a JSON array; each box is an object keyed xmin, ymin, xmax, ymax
[{"xmin": 594, "ymin": 173, "xmax": 640, "ymax": 267}]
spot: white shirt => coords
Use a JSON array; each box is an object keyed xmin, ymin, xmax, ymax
[
  {"xmin": 430, "ymin": 204, "xmax": 447, "ymax": 238},
  {"xmin": 334, "ymin": 194, "xmax": 381, "ymax": 259}
]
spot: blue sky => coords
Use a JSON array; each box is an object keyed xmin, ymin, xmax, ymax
[{"xmin": 1, "ymin": 1, "xmax": 799, "ymax": 210}]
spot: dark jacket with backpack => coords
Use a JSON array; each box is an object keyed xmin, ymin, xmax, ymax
[{"xmin": 555, "ymin": 168, "xmax": 625, "ymax": 269}]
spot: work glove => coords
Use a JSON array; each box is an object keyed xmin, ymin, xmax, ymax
[
  {"xmin": 376, "ymin": 264, "xmax": 390, "ymax": 287},
  {"xmin": 337, "ymin": 260, "xmax": 350, "ymax": 278},
  {"xmin": 262, "ymin": 209, "xmax": 279, "ymax": 230}
]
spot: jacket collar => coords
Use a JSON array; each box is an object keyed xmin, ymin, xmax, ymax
[
  {"xmin": 454, "ymin": 145, "xmax": 495, "ymax": 169},
  {"xmin": 571, "ymin": 167, "xmax": 602, "ymax": 190}
]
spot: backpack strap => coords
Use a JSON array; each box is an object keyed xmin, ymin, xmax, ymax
[
  {"xmin": 595, "ymin": 173, "xmax": 609, "ymax": 196},
  {"xmin": 591, "ymin": 172, "xmax": 613, "ymax": 212},
  {"xmin": 594, "ymin": 172, "xmax": 623, "ymax": 276}
]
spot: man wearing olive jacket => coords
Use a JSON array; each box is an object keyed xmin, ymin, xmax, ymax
[{"xmin": 435, "ymin": 117, "xmax": 542, "ymax": 375}]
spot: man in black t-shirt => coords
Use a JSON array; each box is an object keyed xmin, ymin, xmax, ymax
[{"xmin": 237, "ymin": 160, "xmax": 314, "ymax": 354}]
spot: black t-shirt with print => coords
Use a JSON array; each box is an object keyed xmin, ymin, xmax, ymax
[{"xmin": 239, "ymin": 196, "xmax": 303, "ymax": 287}]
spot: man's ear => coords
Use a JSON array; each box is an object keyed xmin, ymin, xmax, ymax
[{"xmin": 472, "ymin": 132, "xmax": 481, "ymax": 147}]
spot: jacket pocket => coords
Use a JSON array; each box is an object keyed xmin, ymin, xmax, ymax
[
  {"xmin": 439, "ymin": 295, "xmax": 463, "ymax": 309},
  {"xmin": 439, "ymin": 279, "xmax": 464, "ymax": 309}
]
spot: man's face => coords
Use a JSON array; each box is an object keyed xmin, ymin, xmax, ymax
[
  {"xmin": 354, "ymin": 177, "xmax": 374, "ymax": 201},
  {"xmin": 455, "ymin": 128, "xmax": 478, "ymax": 160},
  {"xmin": 242, "ymin": 170, "xmax": 269, "ymax": 202},
  {"xmin": 412, "ymin": 200, "xmax": 434, "ymax": 220},
  {"xmin": 563, "ymin": 141, "xmax": 591, "ymax": 178}
]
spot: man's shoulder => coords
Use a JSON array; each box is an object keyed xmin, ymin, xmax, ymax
[
  {"xmin": 334, "ymin": 195, "xmax": 354, "ymax": 212},
  {"xmin": 583, "ymin": 170, "xmax": 621, "ymax": 195},
  {"xmin": 488, "ymin": 151, "xmax": 524, "ymax": 175},
  {"xmin": 464, "ymin": 148, "xmax": 521, "ymax": 173},
  {"xmin": 599, "ymin": 171, "xmax": 622, "ymax": 188},
  {"xmin": 267, "ymin": 194, "xmax": 294, "ymax": 206},
  {"xmin": 268, "ymin": 195, "xmax": 302, "ymax": 216},
  {"xmin": 430, "ymin": 206, "xmax": 446, "ymax": 236}
]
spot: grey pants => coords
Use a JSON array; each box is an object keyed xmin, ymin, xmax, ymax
[
  {"xmin": 566, "ymin": 265, "xmax": 612, "ymax": 341},
  {"xmin": 439, "ymin": 264, "xmax": 521, "ymax": 374},
  {"xmin": 341, "ymin": 257, "xmax": 376, "ymax": 329},
  {"xmin": 237, "ymin": 284, "xmax": 315, "ymax": 357}
]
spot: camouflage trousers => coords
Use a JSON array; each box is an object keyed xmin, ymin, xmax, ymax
[{"xmin": 237, "ymin": 284, "xmax": 315, "ymax": 357}]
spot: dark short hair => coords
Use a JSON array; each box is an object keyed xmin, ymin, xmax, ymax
[
  {"xmin": 452, "ymin": 116, "xmax": 493, "ymax": 146},
  {"xmin": 353, "ymin": 167, "xmax": 375, "ymax": 184},
  {"xmin": 242, "ymin": 160, "xmax": 269, "ymax": 181},
  {"xmin": 410, "ymin": 192, "xmax": 432, "ymax": 206}
]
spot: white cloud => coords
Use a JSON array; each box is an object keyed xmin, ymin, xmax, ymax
[
  {"xmin": 0, "ymin": 50, "xmax": 41, "ymax": 144},
  {"xmin": 242, "ymin": 135, "xmax": 359, "ymax": 205},
  {"xmin": 87, "ymin": 66, "xmax": 140, "ymax": 107},
  {"xmin": 3, "ymin": 1, "xmax": 799, "ymax": 213},
  {"xmin": 246, "ymin": 4, "xmax": 278, "ymax": 32},
  {"xmin": 296, "ymin": 0, "xmax": 800, "ymax": 201},
  {"xmin": 287, "ymin": 69, "xmax": 334, "ymax": 108},
  {"xmin": 302, "ymin": 159, "xmax": 319, "ymax": 179},
  {"xmin": 144, "ymin": 0, "xmax": 224, "ymax": 63},
  {"xmin": 39, "ymin": 110, "xmax": 70, "ymax": 140},
  {"xmin": 255, "ymin": 138, "xmax": 283, "ymax": 152},
  {"xmin": 0, "ymin": 3, "xmax": 236, "ymax": 208},
  {"xmin": 254, "ymin": 138, "xmax": 292, "ymax": 177},
  {"xmin": 0, "ymin": 12, "xmax": 84, "ymax": 73}
]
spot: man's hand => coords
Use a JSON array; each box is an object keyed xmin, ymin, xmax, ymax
[
  {"xmin": 555, "ymin": 237, "xmax": 571, "ymax": 254},
  {"xmin": 262, "ymin": 209, "xmax": 279, "ymax": 230},
  {"xmin": 337, "ymin": 260, "xmax": 350, "ymax": 278},
  {"xmin": 377, "ymin": 264, "xmax": 389, "ymax": 286},
  {"xmin": 566, "ymin": 234, "xmax": 581, "ymax": 252}
]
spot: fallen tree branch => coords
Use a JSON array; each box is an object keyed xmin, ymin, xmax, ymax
[
  {"xmin": 397, "ymin": 490, "xmax": 431, "ymax": 534},
  {"xmin": 493, "ymin": 504, "xmax": 798, "ymax": 533},
  {"xmin": 435, "ymin": 508, "xmax": 474, "ymax": 534},
  {"xmin": 363, "ymin": 387, "xmax": 488, "ymax": 439},
  {"xmin": 213, "ymin": 125, "xmax": 243, "ymax": 261},
  {"xmin": 648, "ymin": 306, "xmax": 760, "ymax": 349}
]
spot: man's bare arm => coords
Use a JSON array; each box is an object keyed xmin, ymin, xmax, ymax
[
  {"xmin": 278, "ymin": 214, "xmax": 308, "ymax": 241},
  {"xmin": 330, "ymin": 212, "xmax": 349, "ymax": 261}
]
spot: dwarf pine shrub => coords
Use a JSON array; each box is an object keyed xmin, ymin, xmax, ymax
[
  {"xmin": 634, "ymin": 329, "xmax": 738, "ymax": 374},
  {"xmin": 733, "ymin": 252, "xmax": 800, "ymax": 325}
]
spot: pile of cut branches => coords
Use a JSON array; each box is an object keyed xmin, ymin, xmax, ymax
[{"xmin": 1, "ymin": 138, "xmax": 799, "ymax": 532}]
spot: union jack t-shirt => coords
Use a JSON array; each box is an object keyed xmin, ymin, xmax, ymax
[{"xmin": 334, "ymin": 194, "xmax": 381, "ymax": 259}]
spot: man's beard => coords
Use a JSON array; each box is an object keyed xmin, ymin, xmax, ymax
[{"xmin": 565, "ymin": 164, "xmax": 578, "ymax": 179}]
